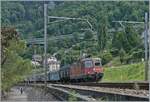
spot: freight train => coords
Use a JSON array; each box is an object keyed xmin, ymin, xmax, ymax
[{"xmin": 28, "ymin": 57, "xmax": 104, "ymax": 82}]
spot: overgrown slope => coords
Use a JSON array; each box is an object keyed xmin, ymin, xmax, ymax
[{"xmin": 102, "ymin": 62, "xmax": 145, "ymax": 82}]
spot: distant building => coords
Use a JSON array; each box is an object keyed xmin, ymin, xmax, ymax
[
  {"xmin": 31, "ymin": 61, "xmax": 40, "ymax": 66},
  {"xmin": 47, "ymin": 56, "xmax": 60, "ymax": 72},
  {"xmin": 32, "ymin": 54, "xmax": 42, "ymax": 62},
  {"xmin": 32, "ymin": 54, "xmax": 42, "ymax": 67}
]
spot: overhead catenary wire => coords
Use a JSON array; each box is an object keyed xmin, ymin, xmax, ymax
[{"xmin": 48, "ymin": 16, "xmax": 93, "ymax": 30}]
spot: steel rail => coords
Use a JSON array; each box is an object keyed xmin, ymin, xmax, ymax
[
  {"xmin": 71, "ymin": 82, "xmax": 149, "ymax": 90},
  {"xmin": 23, "ymin": 81, "xmax": 149, "ymax": 90}
]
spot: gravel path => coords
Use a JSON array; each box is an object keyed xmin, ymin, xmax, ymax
[
  {"xmin": 2, "ymin": 86, "xmax": 59, "ymax": 101},
  {"xmin": 3, "ymin": 86, "xmax": 27, "ymax": 101},
  {"xmin": 26, "ymin": 86, "xmax": 58, "ymax": 101}
]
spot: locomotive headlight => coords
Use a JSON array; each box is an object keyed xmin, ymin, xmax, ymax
[{"xmin": 93, "ymin": 68, "xmax": 95, "ymax": 71}]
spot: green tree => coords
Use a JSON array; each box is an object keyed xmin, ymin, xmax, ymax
[
  {"xmin": 84, "ymin": 30, "xmax": 93, "ymax": 40},
  {"xmin": 102, "ymin": 52, "xmax": 112, "ymax": 65},
  {"xmin": 1, "ymin": 27, "xmax": 33, "ymax": 91},
  {"xmin": 112, "ymin": 31, "xmax": 131, "ymax": 52},
  {"xmin": 125, "ymin": 25, "xmax": 140, "ymax": 48},
  {"xmin": 119, "ymin": 48, "xmax": 126, "ymax": 64},
  {"xmin": 97, "ymin": 13, "xmax": 108, "ymax": 52}
]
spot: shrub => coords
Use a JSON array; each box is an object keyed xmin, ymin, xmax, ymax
[
  {"xmin": 131, "ymin": 49, "xmax": 144, "ymax": 62},
  {"xmin": 119, "ymin": 48, "xmax": 126, "ymax": 64},
  {"xmin": 102, "ymin": 52, "xmax": 113, "ymax": 65},
  {"xmin": 110, "ymin": 48, "xmax": 119, "ymax": 57}
]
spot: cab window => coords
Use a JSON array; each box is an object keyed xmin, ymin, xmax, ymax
[
  {"xmin": 84, "ymin": 60, "xmax": 93, "ymax": 68},
  {"xmin": 95, "ymin": 61, "xmax": 102, "ymax": 67}
]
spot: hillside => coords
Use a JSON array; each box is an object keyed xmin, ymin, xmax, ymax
[{"xmin": 1, "ymin": 1, "xmax": 149, "ymax": 66}]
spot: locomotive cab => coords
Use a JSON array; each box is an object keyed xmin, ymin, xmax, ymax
[{"xmin": 82, "ymin": 58, "xmax": 104, "ymax": 81}]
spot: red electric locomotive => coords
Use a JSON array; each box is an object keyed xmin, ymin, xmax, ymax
[{"xmin": 70, "ymin": 57, "xmax": 104, "ymax": 81}]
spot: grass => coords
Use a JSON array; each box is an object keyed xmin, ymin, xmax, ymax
[
  {"xmin": 68, "ymin": 90, "xmax": 78, "ymax": 101},
  {"xmin": 102, "ymin": 62, "xmax": 145, "ymax": 82},
  {"xmin": 104, "ymin": 57, "xmax": 122, "ymax": 67}
]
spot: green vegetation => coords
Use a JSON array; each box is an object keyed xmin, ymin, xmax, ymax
[
  {"xmin": 102, "ymin": 62, "xmax": 144, "ymax": 82},
  {"xmin": 1, "ymin": 2, "xmax": 148, "ymax": 86},
  {"xmin": 68, "ymin": 90, "xmax": 78, "ymax": 101},
  {"xmin": 98, "ymin": 96, "xmax": 109, "ymax": 101},
  {"xmin": 1, "ymin": 1, "xmax": 149, "ymax": 66},
  {"xmin": 1, "ymin": 28, "xmax": 33, "ymax": 91}
]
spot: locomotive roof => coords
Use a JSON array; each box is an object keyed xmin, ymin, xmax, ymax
[
  {"xmin": 60, "ymin": 64, "xmax": 70, "ymax": 70},
  {"xmin": 81, "ymin": 57, "xmax": 101, "ymax": 61}
]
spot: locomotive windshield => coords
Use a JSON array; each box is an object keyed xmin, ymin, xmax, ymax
[{"xmin": 84, "ymin": 60, "xmax": 93, "ymax": 68}]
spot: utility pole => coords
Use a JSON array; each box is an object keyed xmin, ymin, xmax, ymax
[
  {"xmin": 149, "ymin": 13, "xmax": 150, "ymax": 81},
  {"xmin": 144, "ymin": 12, "xmax": 148, "ymax": 81},
  {"xmin": 44, "ymin": 4, "xmax": 48, "ymax": 88},
  {"xmin": 33, "ymin": 45, "xmax": 37, "ymax": 88}
]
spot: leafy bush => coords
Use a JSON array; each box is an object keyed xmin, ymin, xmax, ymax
[
  {"xmin": 110, "ymin": 48, "xmax": 119, "ymax": 57},
  {"xmin": 124, "ymin": 54, "xmax": 132, "ymax": 64},
  {"xmin": 131, "ymin": 49, "xmax": 144, "ymax": 61},
  {"xmin": 102, "ymin": 52, "xmax": 112, "ymax": 65},
  {"xmin": 119, "ymin": 48, "xmax": 126, "ymax": 64}
]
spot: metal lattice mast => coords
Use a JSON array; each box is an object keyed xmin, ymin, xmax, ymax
[
  {"xmin": 44, "ymin": 4, "xmax": 48, "ymax": 87},
  {"xmin": 144, "ymin": 12, "xmax": 148, "ymax": 81}
]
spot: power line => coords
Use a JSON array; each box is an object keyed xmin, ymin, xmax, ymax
[
  {"xmin": 112, "ymin": 21, "xmax": 144, "ymax": 24},
  {"xmin": 48, "ymin": 16, "xmax": 93, "ymax": 30}
]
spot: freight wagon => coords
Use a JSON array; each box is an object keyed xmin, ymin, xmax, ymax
[{"xmin": 28, "ymin": 57, "xmax": 104, "ymax": 82}]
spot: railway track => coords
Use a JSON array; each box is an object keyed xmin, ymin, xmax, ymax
[
  {"xmin": 51, "ymin": 84, "xmax": 149, "ymax": 101},
  {"xmin": 24, "ymin": 81, "xmax": 149, "ymax": 90},
  {"xmin": 27, "ymin": 84, "xmax": 93, "ymax": 101},
  {"xmin": 24, "ymin": 82, "xmax": 149, "ymax": 101},
  {"xmin": 71, "ymin": 81, "xmax": 149, "ymax": 90}
]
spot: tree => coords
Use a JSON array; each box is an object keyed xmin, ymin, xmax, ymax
[
  {"xmin": 1, "ymin": 27, "xmax": 33, "ymax": 91},
  {"xmin": 125, "ymin": 25, "xmax": 140, "ymax": 48},
  {"xmin": 112, "ymin": 31, "xmax": 131, "ymax": 52},
  {"xmin": 84, "ymin": 30, "xmax": 93, "ymax": 40},
  {"xmin": 97, "ymin": 12, "xmax": 108, "ymax": 52},
  {"xmin": 102, "ymin": 51, "xmax": 112, "ymax": 65},
  {"xmin": 119, "ymin": 48, "xmax": 126, "ymax": 64}
]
